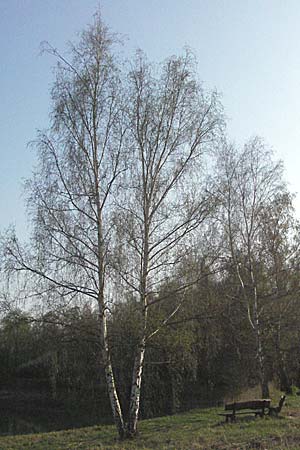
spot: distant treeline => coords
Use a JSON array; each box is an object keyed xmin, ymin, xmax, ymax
[{"xmin": 1, "ymin": 262, "xmax": 299, "ymax": 422}]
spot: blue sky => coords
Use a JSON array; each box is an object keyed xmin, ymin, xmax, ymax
[{"xmin": 1, "ymin": 0, "xmax": 300, "ymax": 237}]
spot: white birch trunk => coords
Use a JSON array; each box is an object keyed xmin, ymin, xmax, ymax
[
  {"xmin": 100, "ymin": 309, "xmax": 125, "ymax": 438},
  {"xmin": 126, "ymin": 338, "xmax": 146, "ymax": 437}
]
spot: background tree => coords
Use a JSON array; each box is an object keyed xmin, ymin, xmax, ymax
[
  {"xmin": 215, "ymin": 137, "xmax": 289, "ymax": 397},
  {"xmin": 257, "ymin": 192, "xmax": 300, "ymax": 392}
]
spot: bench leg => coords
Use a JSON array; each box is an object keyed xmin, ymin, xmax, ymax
[{"xmin": 225, "ymin": 415, "xmax": 235, "ymax": 423}]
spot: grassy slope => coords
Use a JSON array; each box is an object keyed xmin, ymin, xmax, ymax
[{"xmin": 1, "ymin": 394, "xmax": 300, "ymax": 449}]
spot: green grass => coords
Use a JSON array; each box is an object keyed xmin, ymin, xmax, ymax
[{"xmin": 1, "ymin": 393, "xmax": 300, "ymax": 449}]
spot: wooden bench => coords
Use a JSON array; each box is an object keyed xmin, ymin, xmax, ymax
[{"xmin": 219, "ymin": 399, "xmax": 271, "ymax": 423}]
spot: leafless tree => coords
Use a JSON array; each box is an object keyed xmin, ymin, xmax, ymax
[
  {"xmin": 113, "ymin": 50, "xmax": 223, "ymax": 435},
  {"xmin": 258, "ymin": 191, "xmax": 300, "ymax": 393},
  {"xmin": 216, "ymin": 137, "xmax": 287, "ymax": 397},
  {"xmin": 2, "ymin": 14, "xmax": 127, "ymax": 437},
  {"xmin": 1, "ymin": 16, "xmax": 223, "ymax": 438}
]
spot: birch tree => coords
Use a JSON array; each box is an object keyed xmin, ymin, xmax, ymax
[
  {"xmin": 2, "ymin": 14, "xmax": 128, "ymax": 438},
  {"xmin": 216, "ymin": 137, "xmax": 286, "ymax": 397},
  {"xmin": 114, "ymin": 51, "xmax": 223, "ymax": 436},
  {"xmin": 1, "ymin": 15, "xmax": 224, "ymax": 438},
  {"xmin": 258, "ymin": 192, "xmax": 300, "ymax": 392}
]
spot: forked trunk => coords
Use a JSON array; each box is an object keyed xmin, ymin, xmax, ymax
[{"xmin": 126, "ymin": 339, "xmax": 146, "ymax": 437}]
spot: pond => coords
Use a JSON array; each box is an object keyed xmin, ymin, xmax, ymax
[{"xmin": 0, "ymin": 383, "xmax": 112, "ymax": 435}]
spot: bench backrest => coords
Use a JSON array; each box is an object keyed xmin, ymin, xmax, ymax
[{"xmin": 225, "ymin": 399, "xmax": 271, "ymax": 411}]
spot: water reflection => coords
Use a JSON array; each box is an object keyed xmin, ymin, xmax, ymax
[{"xmin": 0, "ymin": 385, "xmax": 112, "ymax": 435}]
